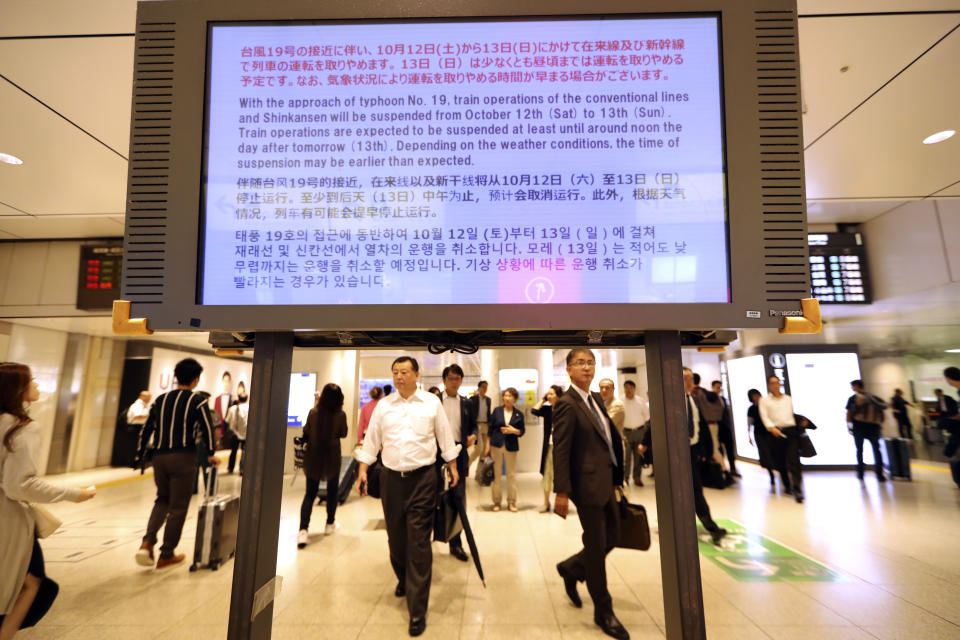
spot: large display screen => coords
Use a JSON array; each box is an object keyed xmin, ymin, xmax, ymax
[
  {"xmin": 200, "ymin": 16, "xmax": 728, "ymax": 306},
  {"xmin": 808, "ymin": 232, "xmax": 871, "ymax": 304}
]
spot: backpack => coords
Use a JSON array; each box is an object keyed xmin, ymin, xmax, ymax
[{"xmin": 852, "ymin": 393, "xmax": 886, "ymax": 425}]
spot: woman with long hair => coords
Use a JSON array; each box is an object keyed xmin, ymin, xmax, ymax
[
  {"xmin": 298, "ymin": 383, "xmax": 348, "ymax": 547},
  {"xmin": 0, "ymin": 363, "xmax": 95, "ymax": 639},
  {"xmin": 484, "ymin": 387, "xmax": 525, "ymax": 512},
  {"xmin": 532, "ymin": 385, "xmax": 564, "ymax": 513}
]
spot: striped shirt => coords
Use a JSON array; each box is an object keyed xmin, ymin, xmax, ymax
[{"xmin": 138, "ymin": 389, "xmax": 214, "ymax": 456}]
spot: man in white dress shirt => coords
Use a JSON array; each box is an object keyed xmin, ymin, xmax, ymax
[
  {"xmin": 356, "ymin": 356, "xmax": 460, "ymax": 637},
  {"xmin": 126, "ymin": 391, "xmax": 151, "ymax": 427},
  {"xmin": 758, "ymin": 375, "xmax": 804, "ymax": 503},
  {"xmin": 620, "ymin": 381, "xmax": 649, "ymax": 486}
]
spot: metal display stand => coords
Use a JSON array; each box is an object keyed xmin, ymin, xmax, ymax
[
  {"xmin": 645, "ymin": 331, "xmax": 706, "ymax": 639},
  {"xmin": 217, "ymin": 330, "xmax": 707, "ymax": 640},
  {"xmin": 227, "ymin": 332, "xmax": 293, "ymax": 640}
]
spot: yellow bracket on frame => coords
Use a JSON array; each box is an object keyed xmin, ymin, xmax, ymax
[
  {"xmin": 112, "ymin": 300, "xmax": 153, "ymax": 336},
  {"xmin": 779, "ymin": 298, "xmax": 822, "ymax": 335},
  {"xmin": 215, "ymin": 349, "xmax": 246, "ymax": 357}
]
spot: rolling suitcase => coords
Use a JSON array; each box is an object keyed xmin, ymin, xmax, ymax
[
  {"xmin": 882, "ymin": 437, "xmax": 911, "ymax": 481},
  {"xmin": 190, "ymin": 466, "xmax": 240, "ymax": 571},
  {"xmin": 317, "ymin": 456, "xmax": 359, "ymax": 505}
]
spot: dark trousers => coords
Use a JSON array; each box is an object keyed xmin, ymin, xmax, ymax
[
  {"xmin": 894, "ymin": 414, "xmax": 913, "ymax": 440},
  {"xmin": 717, "ymin": 425, "xmax": 738, "ymax": 473},
  {"xmin": 144, "ymin": 451, "xmax": 197, "ymax": 558},
  {"xmin": 852, "ymin": 422, "xmax": 884, "ymax": 477},
  {"xmin": 558, "ymin": 495, "xmax": 620, "ymax": 616},
  {"xmin": 228, "ymin": 439, "xmax": 245, "ymax": 474},
  {"xmin": 382, "ymin": 466, "xmax": 437, "ymax": 621},
  {"xmin": 689, "ymin": 450, "xmax": 720, "ymax": 533},
  {"xmin": 300, "ymin": 475, "xmax": 338, "ymax": 530},
  {"xmin": 624, "ymin": 427, "xmax": 644, "ymax": 483},
  {"xmin": 779, "ymin": 427, "xmax": 804, "ymax": 498}
]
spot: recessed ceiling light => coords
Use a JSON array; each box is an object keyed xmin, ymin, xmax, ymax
[
  {"xmin": 922, "ymin": 130, "xmax": 955, "ymax": 145},
  {"xmin": 946, "ymin": 348, "xmax": 960, "ymax": 353},
  {"xmin": 0, "ymin": 152, "xmax": 23, "ymax": 165}
]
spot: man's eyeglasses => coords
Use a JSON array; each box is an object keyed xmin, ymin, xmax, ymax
[{"xmin": 571, "ymin": 360, "xmax": 596, "ymax": 368}]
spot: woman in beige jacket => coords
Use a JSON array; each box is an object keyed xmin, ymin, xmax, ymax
[{"xmin": 0, "ymin": 363, "xmax": 95, "ymax": 639}]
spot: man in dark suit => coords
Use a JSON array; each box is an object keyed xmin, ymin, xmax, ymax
[
  {"xmin": 685, "ymin": 368, "xmax": 727, "ymax": 544},
  {"xmin": 711, "ymin": 380, "xmax": 740, "ymax": 478},
  {"xmin": 553, "ymin": 348, "xmax": 628, "ymax": 640},
  {"xmin": 439, "ymin": 364, "xmax": 478, "ymax": 561},
  {"xmin": 468, "ymin": 381, "xmax": 492, "ymax": 472}
]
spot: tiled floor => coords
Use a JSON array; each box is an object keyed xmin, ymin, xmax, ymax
[{"xmin": 17, "ymin": 460, "xmax": 960, "ymax": 639}]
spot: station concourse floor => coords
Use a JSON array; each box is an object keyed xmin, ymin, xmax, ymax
[{"xmin": 18, "ymin": 459, "xmax": 960, "ymax": 640}]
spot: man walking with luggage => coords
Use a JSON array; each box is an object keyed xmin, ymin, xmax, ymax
[
  {"xmin": 554, "ymin": 348, "xmax": 629, "ymax": 640},
  {"xmin": 356, "ymin": 356, "xmax": 460, "ymax": 637},
  {"xmin": 135, "ymin": 358, "xmax": 218, "ymax": 570},
  {"xmin": 846, "ymin": 380, "xmax": 887, "ymax": 482}
]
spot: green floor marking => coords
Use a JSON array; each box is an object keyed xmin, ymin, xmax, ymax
[{"xmin": 696, "ymin": 519, "xmax": 845, "ymax": 582}]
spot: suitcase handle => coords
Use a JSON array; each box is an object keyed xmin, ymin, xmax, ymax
[{"xmin": 206, "ymin": 465, "xmax": 218, "ymax": 497}]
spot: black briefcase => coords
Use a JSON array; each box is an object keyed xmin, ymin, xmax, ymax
[
  {"xmin": 617, "ymin": 496, "xmax": 651, "ymax": 551},
  {"xmin": 366, "ymin": 459, "xmax": 383, "ymax": 498}
]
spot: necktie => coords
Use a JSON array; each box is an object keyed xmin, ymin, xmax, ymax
[
  {"xmin": 687, "ymin": 395, "xmax": 695, "ymax": 438},
  {"xmin": 587, "ymin": 394, "xmax": 618, "ymax": 465}
]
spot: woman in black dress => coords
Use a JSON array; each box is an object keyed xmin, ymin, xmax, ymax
[
  {"xmin": 298, "ymin": 383, "xmax": 348, "ymax": 547},
  {"xmin": 531, "ymin": 385, "xmax": 564, "ymax": 513}
]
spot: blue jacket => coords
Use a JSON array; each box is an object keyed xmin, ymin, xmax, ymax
[{"xmin": 488, "ymin": 406, "xmax": 525, "ymax": 452}]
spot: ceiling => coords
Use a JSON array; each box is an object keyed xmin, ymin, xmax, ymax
[
  {"xmin": 1, "ymin": 1, "xmax": 959, "ymax": 352},
  {"xmin": 0, "ymin": 1, "xmax": 958, "ymax": 237}
]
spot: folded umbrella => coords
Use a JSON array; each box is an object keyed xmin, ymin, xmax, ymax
[{"xmin": 451, "ymin": 488, "xmax": 485, "ymax": 587}]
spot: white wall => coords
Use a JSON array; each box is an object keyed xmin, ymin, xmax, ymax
[
  {"xmin": 286, "ymin": 349, "xmax": 358, "ymax": 473},
  {"xmin": 0, "ymin": 241, "xmax": 115, "ymax": 318},
  {"xmin": 4, "ymin": 324, "xmax": 68, "ymax": 472},
  {"xmin": 682, "ymin": 350, "xmax": 722, "ymax": 387}
]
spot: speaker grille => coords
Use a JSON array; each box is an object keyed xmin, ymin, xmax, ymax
[
  {"xmin": 123, "ymin": 20, "xmax": 175, "ymax": 305},
  {"xmin": 754, "ymin": 10, "xmax": 809, "ymax": 303}
]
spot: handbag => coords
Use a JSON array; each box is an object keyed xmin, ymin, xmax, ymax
[
  {"xmin": 29, "ymin": 503, "xmax": 62, "ymax": 538},
  {"xmin": 474, "ymin": 456, "xmax": 494, "ymax": 487},
  {"xmin": 433, "ymin": 470, "xmax": 463, "ymax": 542},
  {"xmin": 616, "ymin": 494, "xmax": 651, "ymax": 551},
  {"xmin": 798, "ymin": 432, "xmax": 817, "ymax": 458}
]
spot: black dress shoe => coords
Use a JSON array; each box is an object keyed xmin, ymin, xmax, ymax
[
  {"xmin": 877, "ymin": 474, "xmax": 887, "ymax": 482},
  {"xmin": 408, "ymin": 617, "xmax": 426, "ymax": 637},
  {"xmin": 395, "ymin": 582, "xmax": 406, "ymax": 597},
  {"xmin": 450, "ymin": 545, "xmax": 469, "ymax": 562},
  {"xmin": 556, "ymin": 564, "xmax": 582, "ymax": 608},
  {"xmin": 710, "ymin": 528, "xmax": 727, "ymax": 545},
  {"xmin": 795, "ymin": 494, "xmax": 804, "ymax": 503},
  {"xmin": 731, "ymin": 470, "xmax": 742, "ymax": 478},
  {"xmin": 594, "ymin": 612, "xmax": 630, "ymax": 640}
]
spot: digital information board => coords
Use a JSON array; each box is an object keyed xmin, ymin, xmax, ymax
[
  {"xmin": 808, "ymin": 233, "xmax": 871, "ymax": 304},
  {"xmin": 200, "ymin": 16, "xmax": 729, "ymax": 307},
  {"xmin": 77, "ymin": 245, "xmax": 123, "ymax": 310}
]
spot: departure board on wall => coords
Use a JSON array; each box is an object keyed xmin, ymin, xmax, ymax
[
  {"xmin": 808, "ymin": 233, "xmax": 871, "ymax": 304},
  {"xmin": 77, "ymin": 245, "xmax": 123, "ymax": 310}
]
